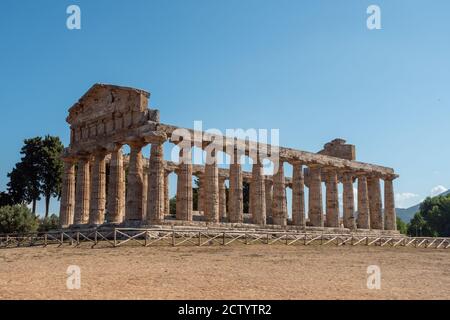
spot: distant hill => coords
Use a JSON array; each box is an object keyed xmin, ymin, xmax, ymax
[{"xmin": 396, "ymin": 189, "xmax": 450, "ymax": 223}]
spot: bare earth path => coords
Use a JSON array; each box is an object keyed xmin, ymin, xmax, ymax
[{"xmin": 0, "ymin": 245, "xmax": 449, "ymax": 300}]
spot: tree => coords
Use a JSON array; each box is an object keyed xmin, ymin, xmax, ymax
[
  {"xmin": 38, "ymin": 214, "xmax": 60, "ymax": 232},
  {"xmin": 40, "ymin": 135, "xmax": 64, "ymax": 217},
  {"xmin": 7, "ymin": 137, "xmax": 43, "ymax": 214},
  {"xmin": 0, "ymin": 192, "xmax": 14, "ymax": 207},
  {"xmin": 407, "ymin": 212, "xmax": 435, "ymax": 237},
  {"xmin": 0, "ymin": 205, "xmax": 39, "ymax": 234},
  {"xmin": 396, "ymin": 217, "xmax": 407, "ymax": 235}
]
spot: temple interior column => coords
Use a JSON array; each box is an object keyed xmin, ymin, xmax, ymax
[
  {"xmin": 272, "ymin": 160, "xmax": 287, "ymax": 226},
  {"xmin": 204, "ymin": 150, "xmax": 219, "ymax": 223},
  {"xmin": 147, "ymin": 142, "xmax": 165, "ymax": 224},
  {"xmin": 197, "ymin": 173, "xmax": 205, "ymax": 214},
  {"xmin": 308, "ymin": 166, "xmax": 323, "ymax": 227},
  {"xmin": 176, "ymin": 148, "xmax": 193, "ymax": 221},
  {"xmin": 164, "ymin": 170, "xmax": 170, "ymax": 214},
  {"xmin": 357, "ymin": 175, "xmax": 370, "ymax": 229},
  {"xmin": 342, "ymin": 172, "xmax": 356, "ymax": 229},
  {"xmin": 325, "ymin": 170, "xmax": 339, "ymax": 228},
  {"xmin": 384, "ymin": 177, "xmax": 397, "ymax": 231},
  {"xmin": 74, "ymin": 156, "xmax": 91, "ymax": 225},
  {"xmin": 228, "ymin": 151, "xmax": 243, "ymax": 223},
  {"xmin": 219, "ymin": 176, "xmax": 227, "ymax": 220},
  {"xmin": 59, "ymin": 159, "xmax": 76, "ymax": 227},
  {"xmin": 89, "ymin": 151, "xmax": 107, "ymax": 225},
  {"xmin": 368, "ymin": 176, "xmax": 383, "ymax": 230},
  {"xmin": 292, "ymin": 162, "xmax": 305, "ymax": 227},
  {"xmin": 250, "ymin": 156, "xmax": 266, "ymax": 225},
  {"xmin": 125, "ymin": 142, "xmax": 145, "ymax": 223},
  {"xmin": 264, "ymin": 179, "xmax": 273, "ymax": 219},
  {"xmin": 107, "ymin": 147, "xmax": 124, "ymax": 224}
]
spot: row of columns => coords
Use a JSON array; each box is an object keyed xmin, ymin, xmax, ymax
[{"xmin": 60, "ymin": 145, "xmax": 397, "ymax": 231}]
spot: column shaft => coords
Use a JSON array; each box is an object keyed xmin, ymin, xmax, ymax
[
  {"xmin": 219, "ymin": 177, "xmax": 227, "ymax": 220},
  {"xmin": 164, "ymin": 171, "xmax": 170, "ymax": 214},
  {"xmin": 368, "ymin": 176, "xmax": 383, "ymax": 230},
  {"xmin": 272, "ymin": 161, "xmax": 287, "ymax": 226},
  {"xmin": 325, "ymin": 170, "xmax": 339, "ymax": 228},
  {"xmin": 147, "ymin": 143, "xmax": 165, "ymax": 224},
  {"xmin": 265, "ymin": 179, "xmax": 273, "ymax": 219},
  {"xmin": 308, "ymin": 167, "xmax": 323, "ymax": 227},
  {"xmin": 357, "ymin": 176, "xmax": 370, "ymax": 229},
  {"xmin": 107, "ymin": 148, "xmax": 125, "ymax": 224},
  {"xmin": 89, "ymin": 153, "xmax": 106, "ymax": 225},
  {"xmin": 292, "ymin": 163, "xmax": 305, "ymax": 227},
  {"xmin": 125, "ymin": 144, "xmax": 144, "ymax": 222},
  {"xmin": 74, "ymin": 158, "xmax": 90, "ymax": 225},
  {"xmin": 251, "ymin": 161, "xmax": 266, "ymax": 225},
  {"xmin": 384, "ymin": 178, "xmax": 397, "ymax": 230},
  {"xmin": 204, "ymin": 152, "xmax": 219, "ymax": 223},
  {"xmin": 59, "ymin": 160, "xmax": 76, "ymax": 227},
  {"xmin": 176, "ymin": 148, "xmax": 193, "ymax": 221},
  {"xmin": 343, "ymin": 173, "xmax": 356, "ymax": 229},
  {"xmin": 229, "ymin": 163, "xmax": 243, "ymax": 223}
]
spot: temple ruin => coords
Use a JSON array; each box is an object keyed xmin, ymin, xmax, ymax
[{"xmin": 59, "ymin": 84, "xmax": 398, "ymax": 233}]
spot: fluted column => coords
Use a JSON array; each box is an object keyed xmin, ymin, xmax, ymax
[
  {"xmin": 357, "ymin": 176, "xmax": 370, "ymax": 229},
  {"xmin": 342, "ymin": 173, "xmax": 356, "ymax": 229},
  {"xmin": 368, "ymin": 176, "xmax": 383, "ymax": 230},
  {"xmin": 147, "ymin": 142, "xmax": 165, "ymax": 224},
  {"xmin": 384, "ymin": 177, "xmax": 397, "ymax": 230},
  {"xmin": 251, "ymin": 157, "xmax": 266, "ymax": 225},
  {"xmin": 164, "ymin": 170, "xmax": 170, "ymax": 214},
  {"xmin": 325, "ymin": 170, "xmax": 339, "ymax": 228},
  {"xmin": 228, "ymin": 152, "xmax": 243, "ymax": 223},
  {"xmin": 272, "ymin": 161, "xmax": 287, "ymax": 226},
  {"xmin": 219, "ymin": 176, "xmax": 227, "ymax": 220},
  {"xmin": 308, "ymin": 166, "xmax": 323, "ymax": 227},
  {"xmin": 142, "ymin": 169, "xmax": 148, "ymax": 221},
  {"xmin": 292, "ymin": 162, "xmax": 305, "ymax": 227},
  {"xmin": 265, "ymin": 179, "xmax": 273, "ymax": 219},
  {"xmin": 59, "ymin": 159, "xmax": 76, "ymax": 227},
  {"xmin": 176, "ymin": 148, "xmax": 193, "ymax": 221},
  {"xmin": 204, "ymin": 150, "xmax": 219, "ymax": 223},
  {"xmin": 107, "ymin": 147, "xmax": 125, "ymax": 224},
  {"xmin": 125, "ymin": 142, "xmax": 145, "ymax": 222},
  {"xmin": 197, "ymin": 174, "xmax": 205, "ymax": 214},
  {"xmin": 74, "ymin": 157, "xmax": 91, "ymax": 225},
  {"xmin": 89, "ymin": 152, "xmax": 107, "ymax": 225}
]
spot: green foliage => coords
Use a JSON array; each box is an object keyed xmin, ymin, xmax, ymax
[
  {"xmin": 0, "ymin": 205, "xmax": 39, "ymax": 234},
  {"xmin": 243, "ymin": 181, "xmax": 250, "ymax": 213},
  {"xmin": 407, "ymin": 212, "xmax": 435, "ymax": 237},
  {"xmin": 38, "ymin": 214, "xmax": 60, "ymax": 232},
  {"xmin": 0, "ymin": 192, "xmax": 14, "ymax": 207},
  {"xmin": 396, "ymin": 217, "xmax": 407, "ymax": 234},
  {"xmin": 169, "ymin": 196, "xmax": 177, "ymax": 215}
]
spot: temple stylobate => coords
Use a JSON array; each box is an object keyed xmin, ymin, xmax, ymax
[{"xmin": 59, "ymin": 84, "xmax": 399, "ymax": 233}]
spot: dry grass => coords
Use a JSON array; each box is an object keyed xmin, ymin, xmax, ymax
[{"xmin": 0, "ymin": 244, "xmax": 449, "ymax": 300}]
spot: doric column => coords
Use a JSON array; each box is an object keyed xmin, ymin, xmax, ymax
[
  {"xmin": 147, "ymin": 142, "xmax": 166, "ymax": 224},
  {"xmin": 228, "ymin": 151, "xmax": 243, "ymax": 223},
  {"xmin": 292, "ymin": 162, "xmax": 305, "ymax": 227},
  {"xmin": 89, "ymin": 151, "xmax": 107, "ymax": 225},
  {"xmin": 59, "ymin": 159, "xmax": 76, "ymax": 227},
  {"xmin": 125, "ymin": 142, "xmax": 145, "ymax": 222},
  {"xmin": 197, "ymin": 173, "xmax": 205, "ymax": 214},
  {"xmin": 342, "ymin": 173, "xmax": 356, "ymax": 230},
  {"xmin": 265, "ymin": 179, "xmax": 273, "ymax": 219},
  {"xmin": 142, "ymin": 169, "xmax": 148, "ymax": 221},
  {"xmin": 384, "ymin": 177, "xmax": 397, "ymax": 231},
  {"xmin": 219, "ymin": 176, "xmax": 227, "ymax": 220},
  {"xmin": 176, "ymin": 148, "xmax": 193, "ymax": 221},
  {"xmin": 107, "ymin": 147, "xmax": 125, "ymax": 224},
  {"xmin": 325, "ymin": 170, "xmax": 339, "ymax": 228},
  {"xmin": 74, "ymin": 157, "xmax": 91, "ymax": 225},
  {"xmin": 272, "ymin": 161, "xmax": 287, "ymax": 226},
  {"xmin": 164, "ymin": 170, "xmax": 170, "ymax": 214},
  {"xmin": 308, "ymin": 166, "xmax": 323, "ymax": 227},
  {"xmin": 204, "ymin": 150, "xmax": 219, "ymax": 223},
  {"xmin": 250, "ymin": 157, "xmax": 266, "ymax": 225},
  {"xmin": 357, "ymin": 176, "xmax": 370, "ymax": 229},
  {"xmin": 368, "ymin": 176, "xmax": 383, "ymax": 230}
]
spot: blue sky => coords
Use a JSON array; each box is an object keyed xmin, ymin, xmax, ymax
[{"xmin": 0, "ymin": 0, "xmax": 449, "ymax": 215}]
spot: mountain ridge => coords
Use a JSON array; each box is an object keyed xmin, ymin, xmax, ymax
[{"xmin": 396, "ymin": 189, "xmax": 450, "ymax": 223}]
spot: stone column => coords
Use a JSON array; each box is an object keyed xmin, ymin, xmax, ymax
[
  {"xmin": 107, "ymin": 147, "xmax": 125, "ymax": 224},
  {"xmin": 292, "ymin": 162, "xmax": 305, "ymax": 227},
  {"xmin": 272, "ymin": 161, "xmax": 287, "ymax": 226},
  {"xmin": 219, "ymin": 176, "xmax": 227, "ymax": 220},
  {"xmin": 142, "ymin": 169, "xmax": 148, "ymax": 221},
  {"xmin": 250, "ymin": 157, "xmax": 266, "ymax": 225},
  {"xmin": 357, "ymin": 176, "xmax": 370, "ymax": 229},
  {"xmin": 164, "ymin": 170, "xmax": 170, "ymax": 214},
  {"xmin": 89, "ymin": 152, "xmax": 107, "ymax": 225},
  {"xmin": 265, "ymin": 179, "xmax": 273, "ymax": 219},
  {"xmin": 147, "ymin": 143, "xmax": 165, "ymax": 224},
  {"xmin": 176, "ymin": 148, "xmax": 193, "ymax": 221},
  {"xmin": 59, "ymin": 159, "xmax": 76, "ymax": 227},
  {"xmin": 325, "ymin": 170, "xmax": 339, "ymax": 228},
  {"xmin": 384, "ymin": 177, "xmax": 397, "ymax": 231},
  {"xmin": 74, "ymin": 157, "xmax": 91, "ymax": 225},
  {"xmin": 204, "ymin": 150, "xmax": 219, "ymax": 223},
  {"xmin": 228, "ymin": 152, "xmax": 243, "ymax": 223},
  {"xmin": 342, "ymin": 173, "xmax": 356, "ymax": 230},
  {"xmin": 125, "ymin": 142, "xmax": 145, "ymax": 222},
  {"xmin": 368, "ymin": 176, "xmax": 383, "ymax": 230},
  {"xmin": 197, "ymin": 173, "xmax": 205, "ymax": 214},
  {"xmin": 308, "ymin": 166, "xmax": 323, "ymax": 227}
]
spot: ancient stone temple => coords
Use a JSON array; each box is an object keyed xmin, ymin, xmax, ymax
[{"xmin": 59, "ymin": 84, "xmax": 398, "ymax": 233}]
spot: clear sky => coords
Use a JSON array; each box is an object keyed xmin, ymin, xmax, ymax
[{"xmin": 0, "ymin": 0, "xmax": 449, "ymax": 215}]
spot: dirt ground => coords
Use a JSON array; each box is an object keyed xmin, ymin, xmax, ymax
[{"xmin": 0, "ymin": 244, "xmax": 449, "ymax": 300}]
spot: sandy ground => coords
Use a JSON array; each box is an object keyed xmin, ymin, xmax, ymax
[{"xmin": 0, "ymin": 244, "xmax": 449, "ymax": 300}]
